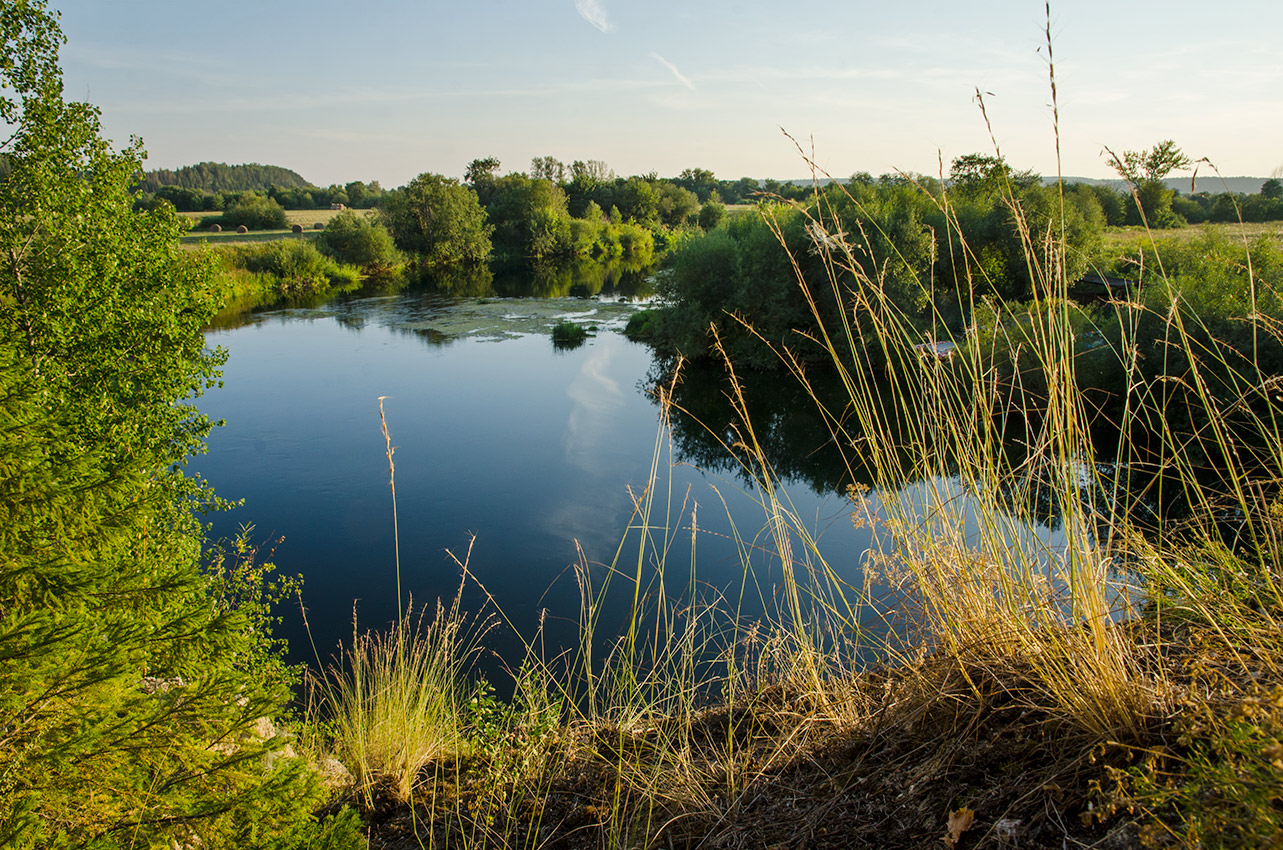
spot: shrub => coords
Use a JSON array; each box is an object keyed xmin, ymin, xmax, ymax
[
  {"xmin": 211, "ymin": 194, "xmax": 289, "ymax": 231},
  {"xmin": 232, "ymin": 240, "xmax": 359, "ymax": 293},
  {"xmin": 623, "ymin": 308, "xmax": 659, "ymax": 343},
  {"xmin": 315, "ymin": 211, "xmax": 402, "ymax": 271}
]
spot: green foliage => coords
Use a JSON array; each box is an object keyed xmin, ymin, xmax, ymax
[
  {"xmin": 1110, "ymin": 687, "xmax": 1283, "ymax": 849},
  {"xmin": 465, "ymin": 156, "xmax": 501, "ymax": 185},
  {"xmin": 649, "ymin": 207, "xmax": 820, "ymax": 368},
  {"xmin": 655, "ymin": 181, "xmax": 699, "ymax": 228},
  {"xmin": 675, "ymin": 167, "xmax": 720, "ymax": 203},
  {"xmin": 647, "ymin": 158, "xmax": 1113, "ymax": 370},
  {"xmin": 623, "ymin": 308, "xmax": 660, "ymax": 343},
  {"xmin": 1109, "ymin": 141, "xmax": 1193, "ymax": 229},
  {"xmin": 381, "ymin": 173, "xmax": 492, "ymax": 268},
  {"xmin": 211, "ymin": 192, "xmax": 290, "ymax": 230},
  {"xmin": 697, "ymin": 197, "xmax": 726, "ymax": 231},
  {"xmin": 230, "ymin": 239, "xmax": 361, "ymax": 293},
  {"xmin": 139, "ymin": 161, "xmax": 310, "ymax": 193},
  {"xmin": 0, "ymin": 5, "xmax": 333, "ymax": 844},
  {"xmin": 1111, "ymin": 139, "xmax": 1192, "ymax": 185},
  {"xmin": 314, "ymin": 210, "xmax": 402, "ymax": 271},
  {"xmin": 476, "ymin": 173, "xmax": 573, "ymax": 261},
  {"xmin": 551, "ymin": 320, "xmax": 590, "ymax": 349}
]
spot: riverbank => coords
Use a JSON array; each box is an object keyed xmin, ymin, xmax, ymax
[{"xmin": 296, "ymin": 587, "xmax": 1277, "ymax": 849}]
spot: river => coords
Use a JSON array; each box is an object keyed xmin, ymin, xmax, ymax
[{"xmin": 198, "ymin": 279, "xmax": 1068, "ymax": 679}]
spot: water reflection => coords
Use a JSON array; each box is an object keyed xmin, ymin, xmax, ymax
[{"xmin": 199, "ymin": 282, "xmax": 1079, "ymax": 686}]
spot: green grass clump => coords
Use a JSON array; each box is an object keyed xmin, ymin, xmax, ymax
[
  {"xmin": 551, "ymin": 319, "xmax": 590, "ymax": 348},
  {"xmin": 317, "ymin": 603, "xmax": 471, "ymax": 809}
]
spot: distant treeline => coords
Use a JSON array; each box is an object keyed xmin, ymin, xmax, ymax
[
  {"xmin": 137, "ymin": 180, "xmax": 387, "ymax": 214},
  {"xmin": 139, "ymin": 161, "xmax": 309, "ymax": 193}
]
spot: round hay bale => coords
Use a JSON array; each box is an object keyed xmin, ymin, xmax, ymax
[
  {"xmin": 313, "ymin": 222, "xmax": 325, "ymax": 230},
  {"xmin": 236, "ymin": 224, "xmax": 248, "ymax": 234},
  {"xmin": 209, "ymin": 223, "xmax": 222, "ymax": 233},
  {"xmin": 291, "ymin": 223, "xmax": 304, "ymax": 233}
]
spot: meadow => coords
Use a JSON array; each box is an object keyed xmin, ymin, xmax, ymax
[{"xmin": 179, "ymin": 207, "xmax": 353, "ymax": 245}]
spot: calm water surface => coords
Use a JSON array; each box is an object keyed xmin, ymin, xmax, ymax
[{"xmin": 198, "ymin": 284, "xmax": 1066, "ymax": 673}]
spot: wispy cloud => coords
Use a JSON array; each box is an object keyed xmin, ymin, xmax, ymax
[
  {"xmin": 575, "ymin": 0, "xmax": 614, "ymax": 33},
  {"xmin": 650, "ymin": 53, "xmax": 695, "ymax": 91}
]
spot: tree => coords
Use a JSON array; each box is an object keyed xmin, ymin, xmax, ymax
[
  {"xmin": 0, "ymin": 2, "xmax": 333, "ymax": 845},
  {"xmin": 464, "ymin": 156, "xmax": 501, "ymax": 186},
  {"xmin": 217, "ymin": 192, "xmax": 289, "ymax": 229},
  {"xmin": 1112, "ymin": 139, "xmax": 1191, "ymax": 184},
  {"xmin": 948, "ymin": 153, "xmax": 1039, "ymax": 196},
  {"xmin": 1262, "ymin": 178, "xmax": 1282, "ymax": 200},
  {"xmin": 315, "ymin": 210, "xmax": 402, "ymax": 271},
  {"xmin": 675, "ymin": 167, "xmax": 719, "ymax": 202},
  {"xmin": 698, "ymin": 197, "xmax": 726, "ymax": 230},
  {"xmin": 381, "ymin": 173, "xmax": 492, "ymax": 266},
  {"xmin": 1109, "ymin": 140, "xmax": 1191, "ymax": 228},
  {"xmin": 479, "ymin": 173, "xmax": 571, "ymax": 261},
  {"xmin": 571, "ymin": 159, "xmax": 614, "ymax": 182},
  {"xmin": 655, "ymin": 181, "xmax": 699, "ymax": 228},
  {"xmin": 530, "ymin": 155, "xmax": 566, "ymax": 183}
]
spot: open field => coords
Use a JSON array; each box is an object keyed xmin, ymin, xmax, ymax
[
  {"xmin": 178, "ymin": 208, "xmax": 369, "ymax": 245},
  {"xmin": 1103, "ymin": 219, "xmax": 1283, "ymax": 250}
]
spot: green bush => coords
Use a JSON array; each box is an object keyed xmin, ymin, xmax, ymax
[
  {"xmin": 623, "ymin": 308, "xmax": 659, "ymax": 343},
  {"xmin": 232, "ymin": 240, "xmax": 360, "ymax": 293},
  {"xmin": 207, "ymin": 193, "xmax": 289, "ymax": 231},
  {"xmin": 315, "ymin": 210, "xmax": 402, "ymax": 271}
]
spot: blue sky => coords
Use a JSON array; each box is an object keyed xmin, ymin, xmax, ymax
[{"xmin": 48, "ymin": 0, "xmax": 1283, "ymax": 188}]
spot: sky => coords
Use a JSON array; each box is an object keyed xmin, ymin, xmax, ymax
[{"xmin": 46, "ymin": 0, "xmax": 1283, "ymax": 189}]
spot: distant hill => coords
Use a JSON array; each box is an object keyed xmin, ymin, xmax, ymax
[
  {"xmin": 1057, "ymin": 176, "xmax": 1268, "ymax": 195},
  {"xmin": 786, "ymin": 175, "xmax": 1270, "ymax": 195},
  {"xmin": 139, "ymin": 162, "xmax": 311, "ymax": 193}
]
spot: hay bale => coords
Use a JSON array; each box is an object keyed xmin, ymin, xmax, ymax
[
  {"xmin": 291, "ymin": 223, "xmax": 304, "ymax": 233},
  {"xmin": 236, "ymin": 224, "xmax": 248, "ymax": 234},
  {"xmin": 313, "ymin": 222, "xmax": 325, "ymax": 230},
  {"xmin": 209, "ymin": 223, "xmax": 222, "ymax": 233}
]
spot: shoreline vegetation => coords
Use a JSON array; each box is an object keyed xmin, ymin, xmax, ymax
[{"xmin": 4, "ymin": 3, "xmax": 1283, "ymax": 849}]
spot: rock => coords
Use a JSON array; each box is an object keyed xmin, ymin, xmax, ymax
[{"xmin": 317, "ymin": 756, "xmax": 353, "ymax": 790}]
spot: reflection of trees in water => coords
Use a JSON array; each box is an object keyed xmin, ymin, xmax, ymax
[
  {"xmin": 657, "ymin": 358, "xmax": 1137, "ymax": 533},
  {"xmin": 210, "ymin": 259, "xmax": 657, "ymax": 332},
  {"xmin": 207, "ymin": 278, "xmax": 368, "ymax": 330},
  {"xmin": 491, "ymin": 257, "xmax": 656, "ymax": 299},
  {"xmin": 657, "ymin": 359, "xmax": 887, "ymax": 497},
  {"xmin": 414, "ymin": 265, "xmax": 496, "ymax": 297},
  {"xmin": 411, "ymin": 257, "xmax": 656, "ymax": 300}
]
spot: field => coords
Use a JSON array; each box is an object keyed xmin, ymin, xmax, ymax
[
  {"xmin": 1103, "ymin": 219, "xmax": 1283, "ymax": 250},
  {"xmin": 178, "ymin": 207, "xmax": 361, "ymax": 245}
]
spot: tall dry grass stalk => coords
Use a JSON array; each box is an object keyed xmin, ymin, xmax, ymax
[
  {"xmin": 723, "ymin": 33, "xmax": 1186, "ymax": 738},
  {"xmin": 756, "ymin": 169, "xmax": 1159, "ymax": 737}
]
